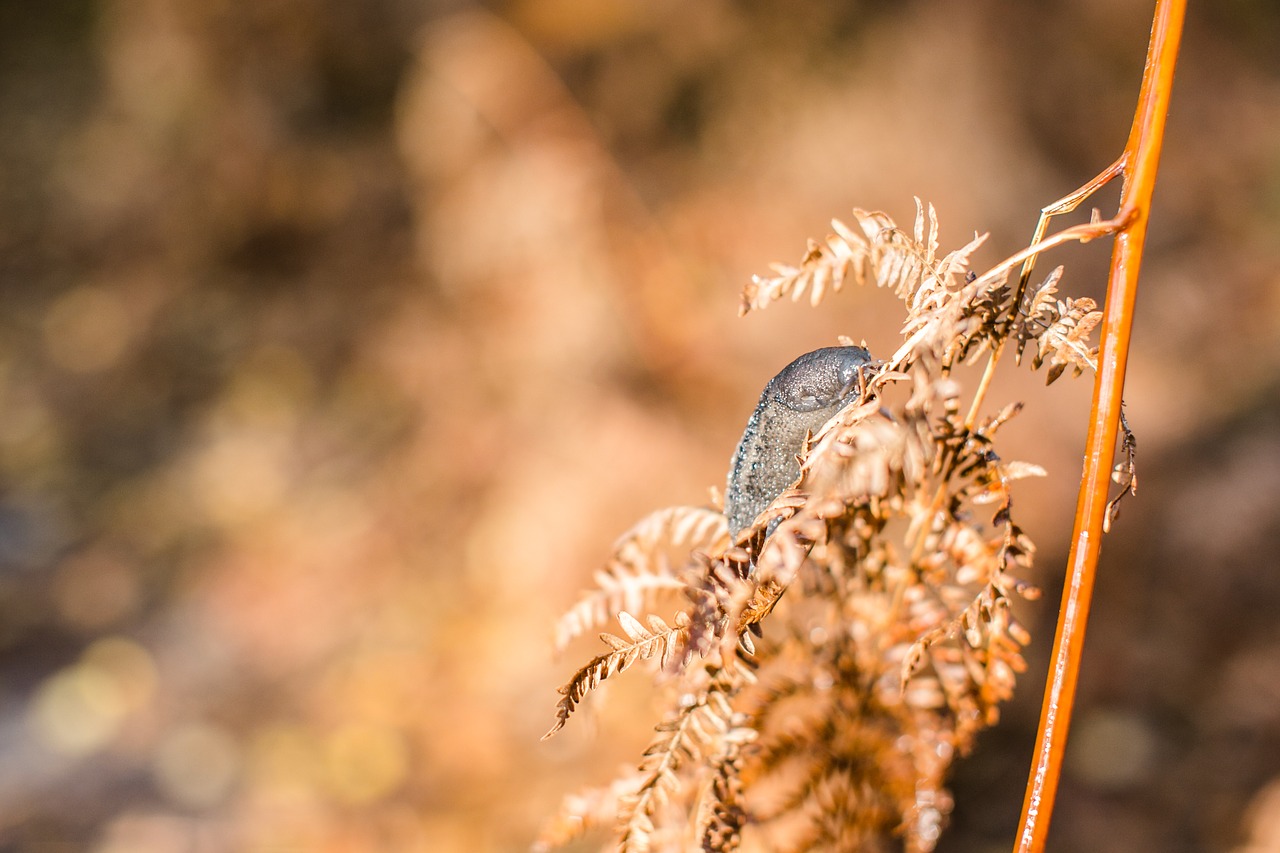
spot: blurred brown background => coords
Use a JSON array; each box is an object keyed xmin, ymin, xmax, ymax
[{"xmin": 2, "ymin": 0, "xmax": 1280, "ymax": 851}]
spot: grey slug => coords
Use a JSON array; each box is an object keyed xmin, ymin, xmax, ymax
[{"xmin": 724, "ymin": 345, "xmax": 873, "ymax": 539}]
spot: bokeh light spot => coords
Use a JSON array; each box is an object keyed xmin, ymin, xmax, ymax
[
  {"xmin": 42, "ymin": 285, "xmax": 134, "ymax": 374},
  {"xmin": 322, "ymin": 723, "xmax": 409, "ymax": 805},
  {"xmin": 221, "ymin": 345, "xmax": 316, "ymax": 431},
  {"xmin": 82, "ymin": 636, "xmax": 158, "ymax": 711},
  {"xmin": 27, "ymin": 636, "xmax": 157, "ymax": 759},
  {"xmin": 29, "ymin": 663, "xmax": 128, "ymax": 757},
  {"xmin": 152, "ymin": 722, "xmax": 242, "ymax": 809},
  {"xmin": 1068, "ymin": 708, "xmax": 1159, "ymax": 790},
  {"xmin": 246, "ymin": 723, "xmax": 323, "ymax": 803},
  {"xmin": 53, "ymin": 551, "xmax": 141, "ymax": 630},
  {"xmin": 189, "ymin": 429, "xmax": 289, "ymax": 528}
]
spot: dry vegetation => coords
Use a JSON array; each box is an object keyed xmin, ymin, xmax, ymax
[
  {"xmin": 540, "ymin": 203, "xmax": 1119, "ymax": 851},
  {"xmin": 3, "ymin": 2, "xmax": 1280, "ymax": 852}
]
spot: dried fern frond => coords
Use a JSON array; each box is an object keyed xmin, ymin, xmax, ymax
[
  {"xmin": 533, "ymin": 773, "xmax": 649, "ymax": 853},
  {"xmin": 545, "ymin": 611, "xmax": 693, "ymax": 740},
  {"xmin": 543, "ymin": 203, "xmax": 1113, "ymax": 852},
  {"xmin": 742, "ymin": 200, "xmax": 990, "ymax": 327},
  {"xmin": 1014, "ymin": 264, "xmax": 1105, "ymax": 383},
  {"xmin": 620, "ymin": 661, "xmax": 753, "ymax": 852},
  {"xmin": 555, "ymin": 506, "xmax": 728, "ymax": 653}
]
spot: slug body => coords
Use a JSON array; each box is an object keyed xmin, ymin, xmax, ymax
[{"xmin": 725, "ymin": 346, "xmax": 873, "ymax": 538}]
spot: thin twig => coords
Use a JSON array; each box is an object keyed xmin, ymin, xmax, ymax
[{"xmin": 1014, "ymin": 2, "xmax": 1186, "ymax": 851}]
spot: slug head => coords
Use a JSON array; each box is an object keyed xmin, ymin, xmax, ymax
[{"xmin": 768, "ymin": 345, "xmax": 874, "ymax": 413}]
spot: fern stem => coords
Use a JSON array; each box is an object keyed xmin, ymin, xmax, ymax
[
  {"xmin": 1014, "ymin": 2, "xmax": 1186, "ymax": 851},
  {"xmin": 963, "ymin": 341, "xmax": 1003, "ymax": 433},
  {"xmin": 1008, "ymin": 155, "xmax": 1129, "ymax": 334}
]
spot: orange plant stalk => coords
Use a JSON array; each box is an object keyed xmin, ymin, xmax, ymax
[{"xmin": 1015, "ymin": 1, "xmax": 1186, "ymax": 851}]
